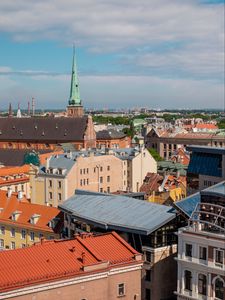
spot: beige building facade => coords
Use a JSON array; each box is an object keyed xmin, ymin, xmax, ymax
[{"xmin": 30, "ymin": 151, "xmax": 124, "ymax": 206}]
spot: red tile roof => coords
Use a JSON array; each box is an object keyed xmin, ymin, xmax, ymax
[
  {"xmin": 0, "ymin": 165, "xmax": 30, "ymax": 176},
  {"xmin": 195, "ymin": 123, "xmax": 218, "ymax": 130},
  {"xmin": 0, "ymin": 190, "xmax": 62, "ymax": 233},
  {"xmin": 0, "ymin": 232, "xmax": 141, "ymax": 292}
]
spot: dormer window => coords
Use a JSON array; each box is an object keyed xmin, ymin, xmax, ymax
[
  {"xmin": 30, "ymin": 214, "xmax": 40, "ymax": 225},
  {"xmin": 11, "ymin": 211, "xmax": 21, "ymax": 221},
  {"xmin": 48, "ymin": 218, "xmax": 59, "ymax": 229}
]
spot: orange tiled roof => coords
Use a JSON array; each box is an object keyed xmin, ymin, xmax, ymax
[
  {"xmin": 0, "ymin": 231, "xmax": 140, "ymax": 292},
  {"xmin": 0, "ymin": 165, "xmax": 30, "ymax": 176},
  {"xmin": 0, "ymin": 190, "xmax": 62, "ymax": 233},
  {"xmin": 195, "ymin": 123, "xmax": 218, "ymax": 130},
  {"xmin": 39, "ymin": 150, "xmax": 63, "ymax": 165}
]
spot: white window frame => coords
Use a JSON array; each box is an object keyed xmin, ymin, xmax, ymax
[
  {"xmin": 11, "ymin": 241, "xmax": 16, "ymax": 249},
  {"xmin": 11, "ymin": 228, "xmax": 15, "ymax": 238}
]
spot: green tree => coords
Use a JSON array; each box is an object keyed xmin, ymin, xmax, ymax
[
  {"xmin": 148, "ymin": 148, "xmax": 163, "ymax": 161},
  {"xmin": 23, "ymin": 151, "xmax": 40, "ymax": 166}
]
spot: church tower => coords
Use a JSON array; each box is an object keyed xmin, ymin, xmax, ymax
[{"xmin": 67, "ymin": 47, "xmax": 84, "ymax": 117}]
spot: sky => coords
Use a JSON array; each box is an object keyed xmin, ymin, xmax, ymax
[{"xmin": 0, "ymin": 0, "xmax": 224, "ymax": 110}]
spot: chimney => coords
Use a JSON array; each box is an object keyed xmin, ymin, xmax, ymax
[
  {"xmin": 81, "ymin": 252, "xmax": 86, "ymax": 264},
  {"xmin": 7, "ymin": 187, "xmax": 12, "ymax": 198},
  {"xmin": 17, "ymin": 191, "xmax": 23, "ymax": 200}
]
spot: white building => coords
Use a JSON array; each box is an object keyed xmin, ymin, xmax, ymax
[{"xmin": 175, "ymin": 181, "xmax": 225, "ymax": 300}]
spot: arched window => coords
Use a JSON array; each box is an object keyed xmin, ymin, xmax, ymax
[
  {"xmin": 184, "ymin": 270, "xmax": 192, "ymax": 291},
  {"xmin": 215, "ymin": 278, "xmax": 224, "ymax": 300},
  {"xmin": 198, "ymin": 274, "xmax": 207, "ymax": 295}
]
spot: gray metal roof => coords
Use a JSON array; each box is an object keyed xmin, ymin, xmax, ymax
[
  {"xmin": 201, "ymin": 181, "xmax": 225, "ymax": 197},
  {"xmin": 59, "ymin": 192, "xmax": 176, "ymax": 235}
]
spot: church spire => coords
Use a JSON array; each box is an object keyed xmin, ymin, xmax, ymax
[{"xmin": 69, "ymin": 46, "xmax": 81, "ymax": 106}]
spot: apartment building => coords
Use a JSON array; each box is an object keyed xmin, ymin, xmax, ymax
[
  {"xmin": 175, "ymin": 181, "xmax": 225, "ymax": 300},
  {"xmin": 112, "ymin": 147, "xmax": 157, "ymax": 192},
  {"xmin": 0, "ymin": 231, "xmax": 143, "ymax": 300},
  {"xmin": 59, "ymin": 189, "xmax": 181, "ymax": 300},
  {"xmin": 0, "ymin": 190, "xmax": 62, "ymax": 250},
  {"xmin": 30, "ymin": 151, "xmax": 124, "ymax": 206},
  {"xmin": 145, "ymin": 128, "xmax": 225, "ymax": 160}
]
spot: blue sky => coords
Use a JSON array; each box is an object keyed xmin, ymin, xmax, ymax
[{"xmin": 0, "ymin": 0, "xmax": 224, "ymax": 110}]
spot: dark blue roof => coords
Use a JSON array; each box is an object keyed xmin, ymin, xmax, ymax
[
  {"xmin": 187, "ymin": 145, "xmax": 225, "ymax": 155},
  {"xmin": 188, "ymin": 152, "xmax": 222, "ymax": 177},
  {"xmin": 173, "ymin": 192, "xmax": 200, "ymax": 217}
]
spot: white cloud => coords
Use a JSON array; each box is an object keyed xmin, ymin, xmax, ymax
[{"xmin": 0, "ymin": 0, "xmax": 223, "ymax": 79}]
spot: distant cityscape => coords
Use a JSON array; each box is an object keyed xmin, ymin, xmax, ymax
[{"xmin": 0, "ymin": 45, "xmax": 224, "ymax": 300}]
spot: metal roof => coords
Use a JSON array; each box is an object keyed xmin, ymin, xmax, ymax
[
  {"xmin": 201, "ymin": 181, "xmax": 225, "ymax": 197},
  {"xmin": 59, "ymin": 192, "xmax": 176, "ymax": 235},
  {"xmin": 173, "ymin": 192, "xmax": 200, "ymax": 217},
  {"xmin": 187, "ymin": 145, "xmax": 225, "ymax": 155}
]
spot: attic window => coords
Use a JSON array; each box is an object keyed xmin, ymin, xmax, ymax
[
  {"xmin": 12, "ymin": 126, "xmax": 15, "ymax": 129},
  {"xmin": 20, "ymin": 130, "xmax": 23, "ymax": 135},
  {"xmin": 30, "ymin": 214, "xmax": 40, "ymax": 225},
  {"xmin": 34, "ymin": 125, "xmax": 38, "ymax": 129},
  {"xmin": 42, "ymin": 131, "xmax": 45, "ymax": 136},
  {"xmin": 55, "ymin": 124, "xmax": 58, "ymax": 129}
]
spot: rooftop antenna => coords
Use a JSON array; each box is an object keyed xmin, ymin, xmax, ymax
[
  {"xmin": 32, "ymin": 97, "xmax": 35, "ymax": 116},
  {"xmin": 28, "ymin": 101, "xmax": 30, "ymax": 116}
]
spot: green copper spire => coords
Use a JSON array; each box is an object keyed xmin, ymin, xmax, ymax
[{"xmin": 69, "ymin": 47, "xmax": 81, "ymax": 106}]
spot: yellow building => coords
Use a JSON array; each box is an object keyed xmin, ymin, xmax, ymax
[{"xmin": 0, "ymin": 190, "xmax": 63, "ymax": 250}]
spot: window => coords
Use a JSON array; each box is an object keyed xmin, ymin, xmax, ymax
[
  {"xmin": 0, "ymin": 239, "xmax": 4, "ymax": 249},
  {"xmin": 21, "ymin": 244, "xmax": 26, "ymax": 248},
  {"xmin": 21, "ymin": 229, "xmax": 26, "ymax": 239},
  {"xmin": 83, "ymin": 168, "xmax": 86, "ymax": 175},
  {"xmin": 80, "ymin": 179, "xmax": 82, "ymax": 186},
  {"xmin": 146, "ymin": 251, "xmax": 152, "ymax": 262},
  {"xmin": 107, "ymin": 165, "xmax": 110, "ymax": 171},
  {"xmin": 49, "ymin": 192, "xmax": 52, "ymax": 200},
  {"xmin": 215, "ymin": 249, "xmax": 223, "ymax": 266},
  {"xmin": 80, "ymin": 169, "xmax": 82, "ymax": 175},
  {"xmin": 11, "ymin": 241, "xmax": 16, "ymax": 249},
  {"xmin": 100, "ymin": 176, "xmax": 103, "ymax": 183},
  {"xmin": 0, "ymin": 226, "xmax": 5, "ymax": 235},
  {"xmin": 21, "ymin": 184, "xmax": 24, "ymax": 192},
  {"xmin": 58, "ymin": 181, "xmax": 62, "ymax": 189},
  {"xmin": 198, "ymin": 274, "xmax": 207, "ymax": 295},
  {"xmin": 58, "ymin": 193, "xmax": 62, "ymax": 201},
  {"xmin": 39, "ymin": 233, "xmax": 43, "ymax": 239},
  {"xmin": 199, "ymin": 246, "xmax": 207, "ymax": 260},
  {"xmin": 94, "ymin": 167, "xmax": 96, "ymax": 173},
  {"xmin": 146, "ymin": 270, "xmax": 151, "ymax": 282},
  {"xmin": 185, "ymin": 244, "xmax": 192, "ymax": 257},
  {"xmin": 145, "ymin": 288, "xmax": 151, "ymax": 300},
  {"xmin": 49, "ymin": 180, "xmax": 52, "ymax": 188},
  {"xmin": 86, "ymin": 168, "xmax": 89, "ymax": 174},
  {"xmin": 107, "ymin": 175, "xmax": 110, "ymax": 182},
  {"xmin": 100, "ymin": 188, "xmax": 103, "ymax": 193},
  {"xmin": 100, "ymin": 166, "xmax": 103, "ymax": 172},
  {"xmin": 215, "ymin": 278, "xmax": 224, "ymax": 300},
  {"xmin": 107, "ymin": 187, "xmax": 110, "ymax": 193},
  {"xmin": 118, "ymin": 283, "xmax": 125, "ymax": 296},
  {"xmin": 58, "ymin": 169, "xmax": 62, "ymax": 175},
  {"xmin": 11, "ymin": 228, "xmax": 15, "ymax": 237},
  {"xmin": 30, "ymin": 232, "xmax": 35, "ymax": 241},
  {"xmin": 184, "ymin": 270, "xmax": 192, "ymax": 291},
  {"xmin": 87, "ymin": 178, "xmax": 89, "ymax": 185}
]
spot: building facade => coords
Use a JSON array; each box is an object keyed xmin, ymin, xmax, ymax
[
  {"xmin": 176, "ymin": 181, "xmax": 225, "ymax": 300},
  {"xmin": 0, "ymin": 232, "xmax": 143, "ymax": 300},
  {"xmin": 59, "ymin": 190, "xmax": 182, "ymax": 300},
  {"xmin": 30, "ymin": 151, "xmax": 124, "ymax": 206},
  {"xmin": 0, "ymin": 190, "xmax": 62, "ymax": 250},
  {"xmin": 145, "ymin": 128, "xmax": 225, "ymax": 160}
]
